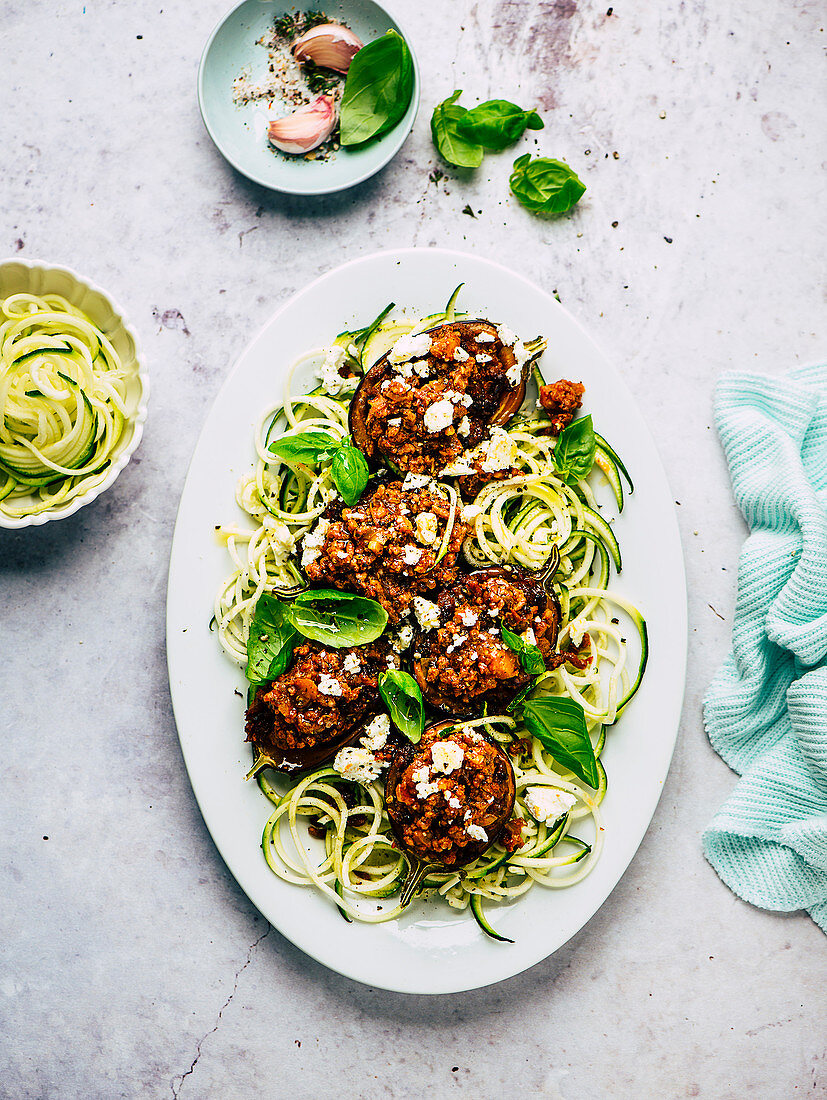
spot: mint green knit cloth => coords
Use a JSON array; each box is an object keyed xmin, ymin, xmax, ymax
[{"xmin": 703, "ymin": 363, "xmax": 827, "ymax": 933}]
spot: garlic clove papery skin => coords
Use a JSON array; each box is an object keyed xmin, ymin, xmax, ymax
[
  {"xmin": 267, "ymin": 94, "xmax": 338, "ymax": 154},
  {"xmin": 291, "ymin": 23, "xmax": 363, "ymax": 74}
]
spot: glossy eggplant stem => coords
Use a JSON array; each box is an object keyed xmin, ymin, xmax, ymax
[
  {"xmin": 245, "ymin": 749, "xmax": 279, "ymax": 781},
  {"xmin": 399, "ymin": 857, "xmax": 440, "ymax": 907},
  {"xmin": 524, "ymin": 336, "xmax": 547, "ymax": 361}
]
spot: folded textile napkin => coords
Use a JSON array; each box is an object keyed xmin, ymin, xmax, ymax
[{"xmin": 703, "ymin": 363, "xmax": 827, "ymax": 933}]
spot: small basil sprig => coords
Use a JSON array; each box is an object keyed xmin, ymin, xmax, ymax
[
  {"xmin": 519, "ymin": 694, "xmax": 599, "ymax": 788},
  {"xmin": 269, "ymin": 431, "xmax": 339, "ymax": 467},
  {"xmin": 501, "ymin": 625, "xmax": 546, "ymax": 676},
  {"xmin": 431, "ymin": 90, "xmax": 484, "ymax": 169},
  {"xmin": 510, "ymin": 155, "xmax": 586, "ymax": 215},
  {"xmin": 246, "ymin": 594, "xmax": 299, "ymax": 695},
  {"xmin": 378, "ymin": 670, "xmax": 424, "ymax": 743},
  {"xmin": 457, "ymin": 99, "xmax": 543, "ymax": 151},
  {"xmin": 552, "ymin": 414, "xmax": 596, "ymax": 486},
  {"xmin": 269, "ymin": 432, "xmax": 369, "ymax": 506},
  {"xmin": 431, "ymin": 91, "xmax": 543, "ymax": 168},
  {"xmin": 245, "ymin": 590, "xmax": 387, "ymax": 692},
  {"xmin": 330, "ymin": 444, "xmax": 370, "ymax": 506},
  {"xmin": 289, "ymin": 589, "xmax": 388, "ymax": 647},
  {"xmin": 340, "ymin": 31, "xmax": 414, "ymax": 147}
]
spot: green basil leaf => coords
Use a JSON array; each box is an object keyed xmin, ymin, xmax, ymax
[
  {"xmin": 509, "ymin": 155, "xmax": 586, "ymax": 215},
  {"xmin": 457, "ymin": 99, "xmax": 543, "ymax": 151},
  {"xmin": 378, "ymin": 670, "xmax": 424, "ymax": 743},
  {"xmin": 288, "ymin": 588, "xmax": 388, "ymax": 647},
  {"xmin": 430, "ymin": 90, "xmax": 484, "ymax": 168},
  {"xmin": 269, "ymin": 430, "xmax": 339, "ymax": 467},
  {"xmin": 339, "ymin": 31, "xmax": 414, "ymax": 146},
  {"xmin": 520, "ymin": 695, "xmax": 599, "ymax": 788},
  {"xmin": 331, "ymin": 445, "xmax": 369, "ymax": 506},
  {"xmin": 246, "ymin": 594, "xmax": 298, "ymax": 686},
  {"xmin": 553, "ymin": 414, "xmax": 596, "ymax": 485},
  {"xmin": 501, "ymin": 624, "xmax": 546, "ymax": 676}
]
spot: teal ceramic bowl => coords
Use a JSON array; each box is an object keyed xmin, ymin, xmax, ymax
[{"xmin": 198, "ymin": 0, "xmax": 420, "ymax": 195}]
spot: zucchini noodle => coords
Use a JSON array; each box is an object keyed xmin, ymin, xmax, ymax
[
  {"xmin": 0, "ymin": 292, "xmax": 135, "ymax": 518},
  {"xmin": 215, "ymin": 300, "xmax": 648, "ymax": 935}
]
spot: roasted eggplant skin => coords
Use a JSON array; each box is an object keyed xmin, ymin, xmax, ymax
[
  {"xmin": 348, "ymin": 320, "xmax": 530, "ymax": 468},
  {"xmin": 384, "ymin": 720, "xmax": 517, "ymax": 869},
  {"xmin": 411, "ymin": 565, "xmax": 562, "ymax": 718}
]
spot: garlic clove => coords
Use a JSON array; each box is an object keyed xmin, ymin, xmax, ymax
[
  {"xmin": 292, "ymin": 23, "xmax": 363, "ymax": 74},
  {"xmin": 267, "ymin": 94, "xmax": 338, "ymax": 155}
]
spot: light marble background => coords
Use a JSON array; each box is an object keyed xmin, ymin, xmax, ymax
[{"xmin": 2, "ymin": 0, "xmax": 825, "ymax": 1096}]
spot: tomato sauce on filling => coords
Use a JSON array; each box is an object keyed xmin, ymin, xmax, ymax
[
  {"xmin": 386, "ymin": 725, "xmax": 515, "ymax": 867},
  {"xmin": 245, "ymin": 640, "xmax": 396, "ymax": 762},
  {"xmin": 414, "ymin": 569, "xmax": 560, "ymax": 713},
  {"xmin": 363, "ymin": 322, "xmax": 520, "ymax": 475},
  {"xmin": 301, "ymin": 481, "xmax": 468, "ymax": 623}
]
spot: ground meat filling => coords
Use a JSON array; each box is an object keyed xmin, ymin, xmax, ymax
[
  {"xmin": 301, "ymin": 481, "xmax": 468, "ymax": 623},
  {"xmin": 414, "ymin": 568, "xmax": 560, "ymax": 713},
  {"xmin": 539, "ymin": 379, "xmax": 585, "ymax": 434},
  {"xmin": 362, "ymin": 322, "xmax": 521, "ymax": 475},
  {"xmin": 245, "ymin": 640, "xmax": 396, "ymax": 766},
  {"xmin": 385, "ymin": 726, "xmax": 515, "ymax": 867}
]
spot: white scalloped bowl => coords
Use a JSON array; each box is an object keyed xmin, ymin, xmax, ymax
[{"xmin": 0, "ymin": 259, "xmax": 148, "ymax": 530}]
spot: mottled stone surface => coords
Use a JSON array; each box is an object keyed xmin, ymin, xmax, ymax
[{"xmin": 1, "ymin": 1, "xmax": 825, "ymax": 1097}]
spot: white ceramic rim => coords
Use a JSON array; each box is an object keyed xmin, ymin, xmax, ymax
[
  {"xmin": 0, "ymin": 257, "xmax": 149, "ymax": 530},
  {"xmin": 196, "ymin": 0, "xmax": 422, "ymax": 196},
  {"xmin": 167, "ymin": 247, "xmax": 688, "ymax": 993}
]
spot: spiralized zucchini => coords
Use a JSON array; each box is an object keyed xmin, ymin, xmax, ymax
[
  {"xmin": 0, "ymin": 292, "xmax": 133, "ymax": 518},
  {"xmin": 215, "ymin": 300, "xmax": 648, "ymax": 935}
]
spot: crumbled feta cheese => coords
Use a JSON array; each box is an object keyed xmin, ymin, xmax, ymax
[
  {"xmin": 475, "ymin": 353, "xmax": 493, "ymax": 364},
  {"xmin": 403, "ymin": 472, "xmax": 433, "ymax": 491},
  {"xmin": 461, "ymin": 504, "xmax": 483, "ymax": 522},
  {"xmin": 317, "ymin": 674, "xmax": 342, "ymax": 696},
  {"xmin": 457, "ymin": 416, "xmax": 471, "ymax": 437},
  {"xmin": 524, "ymin": 786, "xmax": 577, "ymax": 823},
  {"xmin": 497, "ymin": 325, "xmax": 518, "ymax": 348},
  {"xmin": 446, "ymin": 632, "xmax": 467, "ymax": 654},
  {"xmin": 387, "ymin": 417, "xmax": 401, "ymax": 427},
  {"xmin": 415, "ymin": 511, "xmax": 439, "ymax": 545},
  {"xmin": 389, "ymin": 332, "xmax": 432, "ymax": 363},
  {"xmin": 381, "ymin": 380, "xmax": 391, "ymax": 391},
  {"xmin": 412, "ymin": 596, "xmax": 441, "ymax": 631},
  {"xmin": 460, "ymin": 609, "xmax": 478, "ymax": 628},
  {"xmin": 480, "ymin": 428, "xmax": 518, "ymax": 473},
  {"xmin": 487, "ymin": 607, "xmax": 500, "ymax": 617},
  {"xmin": 301, "ymin": 518, "xmax": 329, "ymax": 568},
  {"xmin": 569, "ymin": 617, "xmax": 587, "ymax": 647},
  {"xmin": 440, "ymin": 457, "xmax": 476, "ymax": 476},
  {"xmin": 413, "ymin": 361, "xmax": 432, "ymax": 378},
  {"xmin": 403, "ymin": 545, "xmax": 424, "ymax": 566},
  {"xmin": 522, "ymin": 626, "xmax": 537, "ymax": 646},
  {"xmin": 453, "ymin": 346, "xmax": 470, "ymax": 362},
  {"xmin": 424, "ymin": 398, "xmax": 455, "ymax": 434},
  {"xmin": 342, "ymin": 653, "xmax": 362, "ymax": 675},
  {"xmin": 334, "ymin": 746, "xmax": 383, "ymax": 784},
  {"xmin": 431, "ymin": 740, "xmax": 465, "ymax": 774},
  {"xmin": 316, "ymin": 346, "xmax": 356, "ymax": 397},
  {"xmin": 444, "ymin": 389, "xmax": 472, "ymax": 407},
  {"xmin": 488, "ymin": 626, "xmax": 500, "ymax": 635},
  {"xmin": 476, "ymin": 332, "xmax": 495, "ymax": 343},
  {"xmin": 412, "ymin": 765, "xmax": 441, "ymax": 799},
  {"xmin": 466, "ymin": 823, "xmax": 489, "ymax": 842},
  {"xmin": 444, "ymin": 790, "xmax": 462, "ymax": 810},
  {"xmin": 361, "ymin": 713, "xmax": 390, "ymax": 751},
  {"xmin": 393, "ymin": 623, "xmax": 415, "ymax": 651}
]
